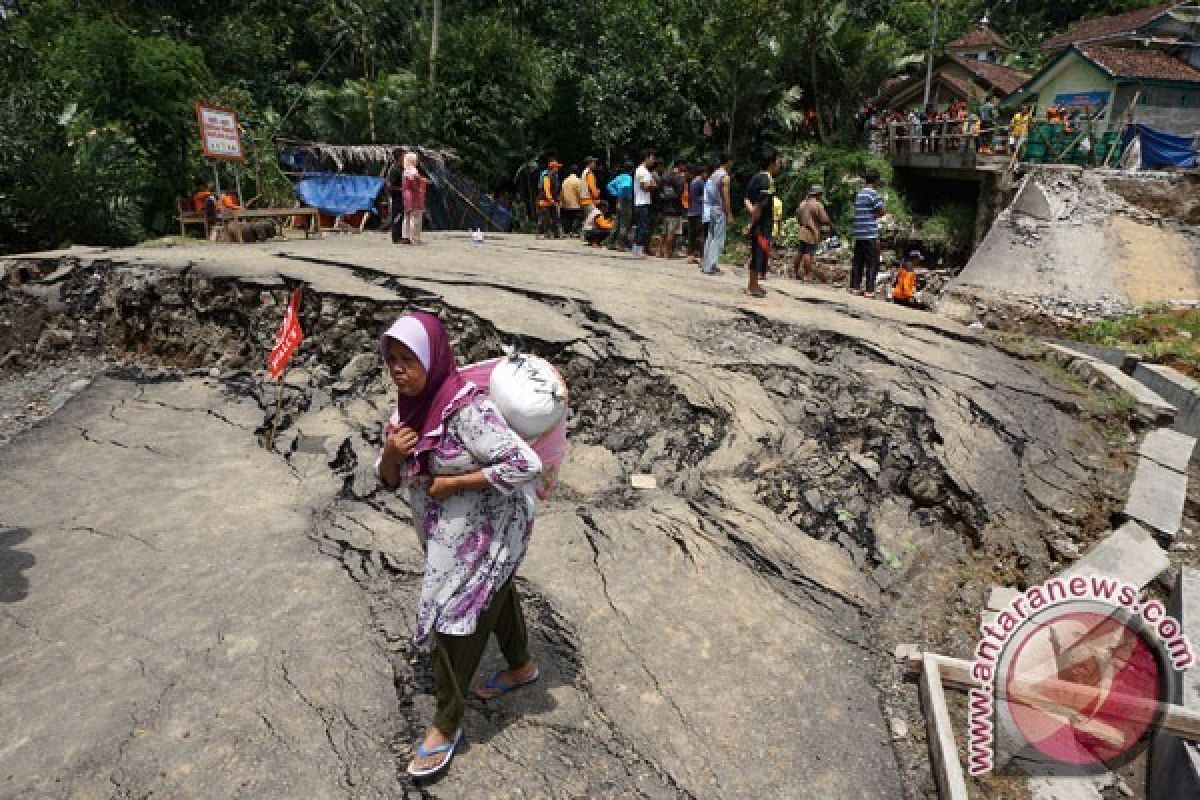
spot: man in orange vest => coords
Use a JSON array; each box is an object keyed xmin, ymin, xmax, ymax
[
  {"xmin": 192, "ymin": 179, "xmax": 218, "ymax": 230},
  {"xmin": 580, "ymin": 156, "xmax": 600, "ymax": 211},
  {"xmin": 536, "ymin": 158, "xmax": 562, "ymax": 239}
]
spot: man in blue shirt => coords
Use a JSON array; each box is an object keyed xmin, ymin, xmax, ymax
[
  {"xmin": 850, "ymin": 169, "xmax": 886, "ymax": 297},
  {"xmin": 605, "ymin": 164, "xmax": 634, "ymax": 250}
]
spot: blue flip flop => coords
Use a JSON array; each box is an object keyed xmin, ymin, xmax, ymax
[
  {"xmin": 406, "ymin": 728, "xmax": 463, "ymax": 779},
  {"xmin": 475, "ymin": 666, "xmax": 540, "ymax": 700}
]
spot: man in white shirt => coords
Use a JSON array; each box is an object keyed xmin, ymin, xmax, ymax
[{"xmin": 632, "ymin": 150, "xmax": 657, "ymax": 258}]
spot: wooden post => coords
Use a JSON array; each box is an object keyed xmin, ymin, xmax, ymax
[
  {"xmin": 900, "ymin": 648, "xmax": 1200, "ymax": 744},
  {"xmin": 266, "ymin": 376, "xmax": 285, "ymax": 449},
  {"xmin": 920, "ymin": 654, "xmax": 971, "ymax": 800}
]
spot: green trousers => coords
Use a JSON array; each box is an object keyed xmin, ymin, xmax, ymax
[{"xmin": 432, "ymin": 579, "xmax": 531, "ymax": 734}]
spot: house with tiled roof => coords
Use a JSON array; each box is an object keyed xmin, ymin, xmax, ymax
[
  {"xmin": 1005, "ymin": 42, "xmax": 1200, "ymax": 135},
  {"xmin": 877, "ymin": 20, "xmax": 1031, "ymax": 111},
  {"xmin": 879, "ymin": 55, "xmax": 1030, "ymax": 110},
  {"xmin": 1040, "ymin": 2, "xmax": 1200, "ymax": 68},
  {"xmin": 947, "ymin": 20, "xmax": 1016, "ymax": 62}
]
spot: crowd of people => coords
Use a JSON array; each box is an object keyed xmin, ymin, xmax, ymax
[
  {"xmin": 866, "ymin": 97, "xmax": 1045, "ymax": 155},
  {"xmin": 525, "ymin": 149, "xmax": 926, "ymax": 302},
  {"xmin": 530, "ymin": 150, "xmax": 785, "ymax": 297}
]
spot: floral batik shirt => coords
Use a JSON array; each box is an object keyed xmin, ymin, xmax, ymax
[{"xmin": 385, "ymin": 394, "xmax": 542, "ymax": 649}]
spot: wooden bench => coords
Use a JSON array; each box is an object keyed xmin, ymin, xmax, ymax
[
  {"xmin": 226, "ymin": 207, "xmax": 320, "ymax": 243},
  {"xmin": 176, "ymin": 197, "xmax": 210, "ymax": 239}
]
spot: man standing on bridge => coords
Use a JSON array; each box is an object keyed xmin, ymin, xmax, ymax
[{"xmin": 849, "ymin": 169, "xmax": 886, "ymax": 297}]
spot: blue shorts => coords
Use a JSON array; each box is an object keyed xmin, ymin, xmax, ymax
[{"xmin": 797, "ymin": 241, "xmax": 817, "ymax": 256}]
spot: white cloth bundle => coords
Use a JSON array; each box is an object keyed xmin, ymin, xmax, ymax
[{"xmin": 487, "ymin": 351, "xmax": 567, "ymax": 440}]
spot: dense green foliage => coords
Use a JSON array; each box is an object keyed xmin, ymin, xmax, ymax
[{"xmin": 0, "ymin": 0, "xmax": 1164, "ymax": 252}]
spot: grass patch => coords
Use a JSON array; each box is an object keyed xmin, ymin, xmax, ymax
[
  {"xmin": 988, "ymin": 331, "xmax": 1048, "ymax": 361},
  {"xmin": 1072, "ymin": 306, "xmax": 1200, "ymax": 379},
  {"xmin": 1033, "ymin": 358, "xmax": 1138, "ymax": 416}
]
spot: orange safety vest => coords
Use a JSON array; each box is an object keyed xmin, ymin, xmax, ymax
[
  {"xmin": 581, "ymin": 170, "xmax": 598, "ymax": 205},
  {"xmin": 193, "ymin": 190, "xmax": 214, "ymax": 212},
  {"xmin": 537, "ymin": 174, "xmax": 556, "ymax": 208},
  {"xmin": 893, "ymin": 267, "xmax": 917, "ymax": 302}
]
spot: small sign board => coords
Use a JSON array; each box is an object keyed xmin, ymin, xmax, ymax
[
  {"xmin": 1053, "ymin": 91, "xmax": 1110, "ymax": 110},
  {"xmin": 196, "ymin": 104, "xmax": 244, "ymax": 161}
]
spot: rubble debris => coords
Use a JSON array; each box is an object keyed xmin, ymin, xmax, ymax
[{"xmin": 630, "ymin": 474, "xmax": 657, "ymax": 490}]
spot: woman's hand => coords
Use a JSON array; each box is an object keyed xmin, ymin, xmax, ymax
[
  {"xmin": 384, "ymin": 426, "xmax": 419, "ymax": 460},
  {"xmin": 427, "ymin": 475, "xmax": 460, "ymax": 501},
  {"xmin": 378, "ymin": 426, "xmax": 418, "ymax": 489},
  {"xmin": 428, "ymin": 471, "xmax": 491, "ymax": 501}
]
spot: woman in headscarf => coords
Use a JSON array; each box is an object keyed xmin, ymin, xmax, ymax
[{"xmin": 376, "ymin": 312, "xmax": 543, "ymax": 780}]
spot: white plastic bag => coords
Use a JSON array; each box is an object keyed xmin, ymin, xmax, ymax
[{"xmin": 488, "ymin": 351, "xmax": 567, "ymax": 440}]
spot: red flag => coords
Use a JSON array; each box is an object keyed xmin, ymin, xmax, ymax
[{"xmin": 266, "ymin": 288, "xmax": 305, "ymax": 380}]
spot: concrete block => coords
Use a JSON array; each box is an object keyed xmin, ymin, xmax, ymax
[
  {"xmin": 1013, "ymin": 178, "xmax": 1053, "ymax": 221},
  {"xmin": 1051, "ymin": 339, "xmax": 1139, "ymax": 372},
  {"xmin": 1123, "ymin": 457, "xmax": 1188, "ymax": 538},
  {"xmin": 1139, "ymin": 428, "xmax": 1197, "ymax": 474},
  {"xmin": 1149, "ymin": 567, "xmax": 1200, "ymax": 800},
  {"xmin": 987, "ymin": 586, "xmax": 1020, "ymax": 611},
  {"xmin": 1043, "ymin": 342, "xmax": 1176, "ymax": 425},
  {"xmin": 1060, "ymin": 519, "xmax": 1169, "ymax": 587},
  {"xmin": 1091, "ymin": 362, "xmax": 1176, "ymax": 426},
  {"xmin": 1134, "ymin": 363, "xmax": 1200, "ymax": 443}
]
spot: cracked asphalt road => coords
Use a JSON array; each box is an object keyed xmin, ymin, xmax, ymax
[
  {"xmin": 0, "ymin": 378, "xmax": 400, "ymax": 799},
  {"xmin": 0, "ymin": 233, "xmax": 1134, "ymax": 798}
]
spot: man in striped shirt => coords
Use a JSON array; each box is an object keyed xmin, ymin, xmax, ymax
[{"xmin": 850, "ymin": 169, "xmax": 886, "ymax": 297}]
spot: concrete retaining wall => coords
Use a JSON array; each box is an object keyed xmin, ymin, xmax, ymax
[{"xmin": 1134, "ymin": 363, "xmax": 1200, "ymax": 444}]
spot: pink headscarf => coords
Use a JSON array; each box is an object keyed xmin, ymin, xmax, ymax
[{"xmin": 380, "ymin": 312, "xmax": 481, "ymax": 474}]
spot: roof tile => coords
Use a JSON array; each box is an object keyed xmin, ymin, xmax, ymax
[
  {"xmin": 1079, "ymin": 43, "xmax": 1200, "ymax": 83},
  {"xmin": 1041, "ymin": 4, "xmax": 1177, "ymax": 51},
  {"xmin": 947, "ymin": 55, "xmax": 1033, "ymax": 95},
  {"xmin": 948, "ymin": 26, "xmax": 1013, "ymax": 51}
]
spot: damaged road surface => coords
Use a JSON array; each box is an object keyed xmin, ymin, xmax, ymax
[
  {"xmin": 0, "ymin": 234, "xmax": 1134, "ymax": 798},
  {"xmin": 0, "ymin": 377, "xmax": 399, "ymax": 798}
]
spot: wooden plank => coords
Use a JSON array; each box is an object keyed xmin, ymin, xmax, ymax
[
  {"xmin": 920, "ymin": 653, "xmax": 971, "ymax": 800},
  {"xmin": 900, "ymin": 649, "xmax": 1200, "ymax": 744}
]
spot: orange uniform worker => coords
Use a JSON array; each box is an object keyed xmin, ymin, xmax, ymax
[
  {"xmin": 580, "ymin": 156, "xmax": 601, "ymax": 208},
  {"xmin": 582, "ymin": 201, "xmax": 614, "ymax": 246},
  {"xmin": 536, "ymin": 159, "xmax": 562, "ymax": 239},
  {"xmin": 192, "ymin": 180, "xmax": 215, "ymax": 213}
]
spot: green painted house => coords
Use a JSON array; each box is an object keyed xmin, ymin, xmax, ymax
[{"xmin": 1005, "ymin": 44, "xmax": 1200, "ymax": 136}]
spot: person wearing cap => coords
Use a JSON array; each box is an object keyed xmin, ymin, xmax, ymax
[
  {"xmin": 850, "ymin": 169, "xmax": 886, "ymax": 297},
  {"xmin": 793, "ymin": 184, "xmax": 831, "ymax": 282},
  {"xmin": 580, "ymin": 156, "xmax": 601, "ymax": 211},
  {"xmin": 536, "ymin": 159, "xmax": 562, "ymax": 239}
]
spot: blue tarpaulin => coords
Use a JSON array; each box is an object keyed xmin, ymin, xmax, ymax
[
  {"xmin": 295, "ymin": 172, "xmax": 385, "ymax": 215},
  {"xmin": 1124, "ymin": 123, "xmax": 1198, "ymax": 169},
  {"xmin": 476, "ymin": 194, "xmax": 513, "ymax": 232}
]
